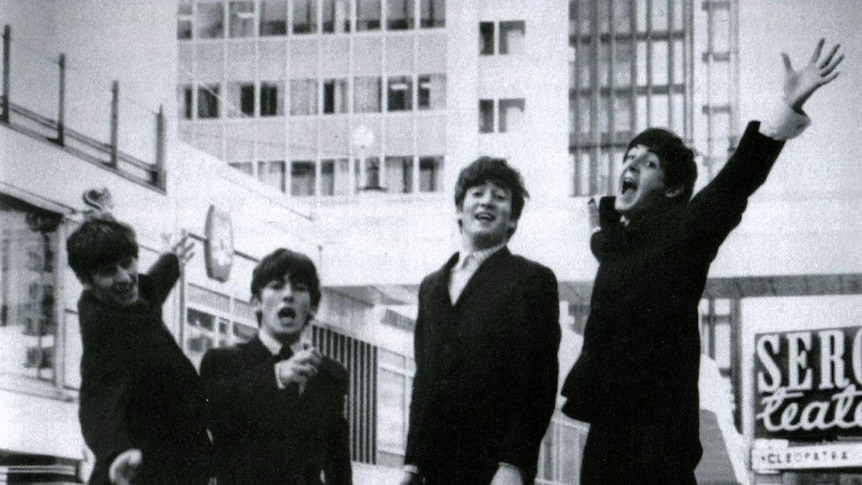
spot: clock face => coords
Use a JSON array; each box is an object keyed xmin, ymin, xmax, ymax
[{"xmin": 205, "ymin": 206, "xmax": 233, "ymax": 282}]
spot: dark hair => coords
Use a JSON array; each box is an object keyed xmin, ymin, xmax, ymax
[
  {"xmin": 454, "ymin": 157, "xmax": 529, "ymax": 237},
  {"xmin": 250, "ymin": 248, "xmax": 322, "ymax": 312},
  {"xmin": 66, "ymin": 216, "xmax": 139, "ymax": 283},
  {"xmin": 626, "ymin": 128, "xmax": 697, "ymax": 204}
]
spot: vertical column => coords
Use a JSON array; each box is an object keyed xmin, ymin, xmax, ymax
[
  {"xmin": 2, "ymin": 25, "xmax": 10, "ymax": 123},
  {"xmin": 57, "ymin": 54, "xmax": 66, "ymax": 145},
  {"xmin": 109, "ymin": 80, "xmax": 119, "ymax": 168}
]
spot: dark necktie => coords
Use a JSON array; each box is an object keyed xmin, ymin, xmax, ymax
[{"xmin": 276, "ymin": 345, "xmax": 293, "ymax": 362}]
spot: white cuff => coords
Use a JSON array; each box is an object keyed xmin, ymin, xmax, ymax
[
  {"xmin": 275, "ymin": 364, "xmax": 287, "ymax": 389},
  {"xmin": 403, "ymin": 464, "xmax": 420, "ymax": 474},
  {"xmin": 759, "ymin": 100, "xmax": 811, "ymax": 140}
]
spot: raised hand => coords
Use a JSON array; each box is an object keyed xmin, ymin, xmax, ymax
[
  {"xmin": 109, "ymin": 449, "xmax": 142, "ymax": 485},
  {"xmin": 782, "ymin": 38, "xmax": 844, "ymax": 112},
  {"xmin": 162, "ymin": 231, "xmax": 196, "ymax": 266}
]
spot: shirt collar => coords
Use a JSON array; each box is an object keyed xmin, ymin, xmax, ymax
[
  {"xmin": 457, "ymin": 243, "xmax": 506, "ymax": 270},
  {"xmin": 258, "ymin": 330, "xmax": 304, "ymax": 356}
]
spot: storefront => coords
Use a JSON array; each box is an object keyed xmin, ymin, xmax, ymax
[{"xmin": 752, "ymin": 326, "xmax": 862, "ymax": 485}]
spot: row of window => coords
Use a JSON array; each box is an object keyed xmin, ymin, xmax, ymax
[
  {"xmin": 479, "ymin": 20, "xmax": 526, "ymax": 56},
  {"xmin": 179, "ymin": 0, "xmax": 445, "ymax": 39},
  {"xmin": 569, "ymin": 0, "xmax": 687, "ymax": 37},
  {"xmin": 229, "ymin": 155, "xmax": 443, "ymax": 196},
  {"xmin": 180, "ymin": 74, "xmax": 445, "ymax": 120}
]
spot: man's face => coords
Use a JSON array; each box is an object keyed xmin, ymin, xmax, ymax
[
  {"xmin": 87, "ymin": 256, "xmax": 140, "ymax": 307},
  {"xmin": 457, "ymin": 181, "xmax": 517, "ymax": 249},
  {"xmin": 614, "ymin": 144, "xmax": 676, "ymax": 218},
  {"xmin": 254, "ymin": 272, "xmax": 314, "ymax": 345}
]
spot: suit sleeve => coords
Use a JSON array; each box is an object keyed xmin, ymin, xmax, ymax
[
  {"xmin": 403, "ymin": 277, "xmax": 431, "ymax": 469},
  {"xmin": 145, "ymin": 253, "xmax": 181, "ymax": 307},
  {"xmin": 684, "ymin": 121, "xmax": 786, "ymax": 258},
  {"xmin": 499, "ymin": 266, "xmax": 561, "ymax": 473},
  {"xmin": 324, "ymin": 366, "xmax": 353, "ymax": 485}
]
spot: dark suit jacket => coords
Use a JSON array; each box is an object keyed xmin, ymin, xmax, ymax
[
  {"xmin": 200, "ymin": 336, "xmax": 352, "ymax": 485},
  {"xmin": 404, "ymin": 247, "xmax": 561, "ymax": 485},
  {"xmin": 78, "ymin": 254, "xmax": 211, "ymax": 485}
]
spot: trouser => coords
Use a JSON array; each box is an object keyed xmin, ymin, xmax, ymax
[{"xmin": 581, "ymin": 420, "xmax": 702, "ymax": 485}]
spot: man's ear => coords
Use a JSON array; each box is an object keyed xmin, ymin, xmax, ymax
[{"xmin": 664, "ymin": 185, "xmax": 685, "ymax": 200}]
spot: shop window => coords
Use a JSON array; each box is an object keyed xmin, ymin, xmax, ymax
[
  {"xmin": 258, "ymin": 160, "xmax": 286, "ymax": 192},
  {"xmin": 293, "ymin": 0, "xmax": 318, "ymax": 34},
  {"xmin": 498, "ymin": 98, "xmax": 525, "ymax": 133},
  {"xmin": 323, "ymin": 79, "xmax": 349, "ymax": 114},
  {"xmin": 260, "ymin": 0, "xmax": 288, "ymax": 35},
  {"xmin": 260, "ymin": 81, "xmax": 285, "ymax": 117},
  {"xmin": 0, "ymin": 196, "xmax": 62, "ymax": 388},
  {"xmin": 420, "ymin": 0, "xmax": 445, "ymax": 28},
  {"xmin": 419, "ymin": 156, "xmax": 442, "ymax": 192},
  {"xmin": 229, "ymin": 1, "xmax": 255, "ymax": 37},
  {"xmin": 289, "ymin": 79, "xmax": 319, "ymax": 116},
  {"xmin": 178, "ymin": 85, "xmax": 193, "ymax": 120},
  {"xmin": 385, "ymin": 156, "xmax": 413, "ymax": 193},
  {"xmin": 197, "ymin": 84, "xmax": 221, "ymax": 119},
  {"xmin": 322, "ymin": 0, "xmax": 351, "ymax": 33},
  {"xmin": 479, "ymin": 22, "xmax": 495, "ymax": 55},
  {"xmin": 357, "ymin": 0, "xmax": 381, "ymax": 31},
  {"xmin": 177, "ymin": 2, "xmax": 193, "ymax": 39},
  {"xmin": 196, "ymin": 2, "xmax": 224, "ymax": 39},
  {"xmin": 228, "ymin": 82, "xmax": 255, "ymax": 118},
  {"xmin": 387, "ymin": 0, "xmax": 415, "ymax": 30},
  {"xmin": 498, "ymin": 21, "xmax": 525, "ymax": 55},
  {"xmin": 354, "ymin": 76, "xmax": 382, "ymax": 113},
  {"xmin": 387, "ymin": 76, "xmax": 413, "ymax": 112},
  {"xmin": 291, "ymin": 161, "xmax": 316, "ymax": 196},
  {"xmin": 479, "ymin": 99, "xmax": 494, "ymax": 133},
  {"xmin": 418, "ymin": 74, "xmax": 445, "ymax": 111}
]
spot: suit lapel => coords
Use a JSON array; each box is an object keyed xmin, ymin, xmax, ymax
[
  {"xmin": 454, "ymin": 247, "xmax": 511, "ymax": 306},
  {"xmin": 430, "ymin": 252, "xmax": 459, "ymax": 308},
  {"xmin": 244, "ymin": 336, "xmax": 276, "ymax": 366}
]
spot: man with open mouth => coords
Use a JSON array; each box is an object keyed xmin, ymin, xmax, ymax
[
  {"xmin": 561, "ymin": 39, "xmax": 844, "ymax": 485},
  {"xmin": 200, "ymin": 248, "xmax": 351, "ymax": 485}
]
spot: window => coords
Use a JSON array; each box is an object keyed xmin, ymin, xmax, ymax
[
  {"xmin": 0, "ymin": 196, "xmax": 62, "ymax": 388},
  {"xmin": 387, "ymin": 76, "xmax": 413, "ymax": 112},
  {"xmin": 260, "ymin": 82, "xmax": 285, "ymax": 116},
  {"xmin": 258, "ymin": 160, "xmax": 286, "ymax": 192},
  {"xmin": 177, "ymin": 2, "xmax": 193, "ymax": 39},
  {"xmin": 387, "ymin": 0, "xmax": 415, "ymax": 30},
  {"xmin": 323, "ymin": 0, "xmax": 351, "ymax": 33},
  {"xmin": 498, "ymin": 98, "xmax": 525, "ymax": 133},
  {"xmin": 419, "ymin": 156, "xmax": 442, "ymax": 192},
  {"xmin": 227, "ymin": 82, "xmax": 255, "ymax": 117},
  {"xmin": 418, "ymin": 74, "xmax": 445, "ymax": 110},
  {"xmin": 321, "ymin": 159, "xmax": 350, "ymax": 196},
  {"xmin": 479, "ymin": 22, "xmax": 495, "ymax": 55},
  {"xmin": 293, "ymin": 0, "xmax": 318, "ymax": 34},
  {"xmin": 385, "ymin": 156, "xmax": 413, "ymax": 193},
  {"xmin": 290, "ymin": 79, "xmax": 319, "ymax": 116},
  {"xmin": 499, "ymin": 21, "xmax": 526, "ymax": 55},
  {"xmin": 357, "ymin": 0, "xmax": 381, "ymax": 31},
  {"xmin": 184, "ymin": 282, "xmax": 258, "ymax": 366},
  {"xmin": 420, "ymin": 0, "xmax": 445, "ymax": 28},
  {"xmin": 323, "ymin": 79, "xmax": 349, "ymax": 114},
  {"xmin": 196, "ymin": 2, "xmax": 224, "ymax": 39},
  {"xmin": 260, "ymin": 0, "xmax": 288, "ymax": 35},
  {"xmin": 197, "ymin": 84, "xmax": 221, "ymax": 119},
  {"xmin": 178, "ymin": 85, "xmax": 193, "ymax": 120},
  {"xmin": 229, "ymin": 1, "xmax": 255, "ymax": 37},
  {"xmin": 291, "ymin": 161, "xmax": 316, "ymax": 196},
  {"xmin": 229, "ymin": 162, "xmax": 253, "ymax": 175},
  {"xmin": 479, "ymin": 99, "xmax": 494, "ymax": 133},
  {"xmin": 377, "ymin": 349, "xmax": 413, "ymax": 466},
  {"xmin": 354, "ymin": 77, "xmax": 382, "ymax": 113}
]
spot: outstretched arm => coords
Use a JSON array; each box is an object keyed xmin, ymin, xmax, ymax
[{"xmin": 782, "ymin": 38, "xmax": 844, "ymax": 113}]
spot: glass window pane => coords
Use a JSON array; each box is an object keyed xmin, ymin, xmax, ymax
[
  {"xmin": 479, "ymin": 99, "xmax": 494, "ymax": 133},
  {"xmin": 197, "ymin": 3, "xmax": 225, "ymax": 39},
  {"xmin": 387, "ymin": 76, "xmax": 413, "ymax": 111},
  {"xmin": 323, "ymin": 79, "xmax": 349, "ymax": 114},
  {"xmin": 418, "ymin": 74, "xmax": 445, "ymax": 110},
  {"xmin": 357, "ymin": 0, "xmax": 382, "ymax": 31},
  {"xmin": 290, "ymin": 79, "xmax": 319, "ymax": 115},
  {"xmin": 260, "ymin": 0, "xmax": 288, "ymax": 35},
  {"xmin": 387, "ymin": 0, "xmax": 415, "ymax": 30},
  {"xmin": 479, "ymin": 22, "xmax": 495, "ymax": 55},
  {"xmin": 293, "ymin": 0, "xmax": 318, "ymax": 34},
  {"xmin": 385, "ymin": 156, "xmax": 413, "ymax": 193},
  {"xmin": 419, "ymin": 156, "xmax": 442, "ymax": 192},
  {"xmin": 420, "ymin": 0, "xmax": 445, "ymax": 28},
  {"xmin": 498, "ymin": 98, "xmax": 525, "ymax": 133},
  {"xmin": 499, "ymin": 21, "xmax": 525, "ymax": 55},
  {"xmin": 228, "ymin": 82, "xmax": 255, "ymax": 117},
  {"xmin": 377, "ymin": 369, "xmax": 406, "ymax": 450},
  {"xmin": 652, "ymin": 40, "xmax": 669, "ymax": 85},
  {"xmin": 614, "ymin": 42, "xmax": 633, "ymax": 87},
  {"xmin": 354, "ymin": 77, "xmax": 382, "ymax": 113},
  {"xmin": 260, "ymin": 81, "xmax": 285, "ymax": 116},
  {"xmin": 178, "ymin": 85, "xmax": 193, "ymax": 120},
  {"xmin": 651, "ymin": 0, "xmax": 669, "ymax": 31},
  {"xmin": 258, "ymin": 160, "xmax": 286, "ymax": 192},
  {"xmin": 197, "ymin": 84, "xmax": 221, "ymax": 119},
  {"xmin": 178, "ymin": 2, "xmax": 193, "ymax": 39},
  {"xmin": 291, "ymin": 161, "xmax": 316, "ymax": 196},
  {"xmin": 229, "ymin": 1, "xmax": 255, "ymax": 37},
  {"xmin": 323, "ymin": 0, "xmax": 351, "ymax": 33},
  {"xmin": 229, "ymin": 162, "xmax": 253, "ymax": 175}
]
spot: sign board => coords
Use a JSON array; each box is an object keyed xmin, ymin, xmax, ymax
[
  {"xmin": 752, "ymin": 443, "xmax": 862, "ymax": 471},
  {"xmin": 754, "ymin": 326, "xmax": 862, "ymax": 439},
  {"xmin": 204, "ymin": 205, "xmax": 233, "ymax": 282}
]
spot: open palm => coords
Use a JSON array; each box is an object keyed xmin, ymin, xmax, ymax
[{"xmin": 782, "ymin": 38, "xmax": 844, "ymax": 111}]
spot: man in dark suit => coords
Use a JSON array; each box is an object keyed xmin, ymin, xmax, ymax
[
  {"xmin": 400, "ymin": 157, "xmax": 561, "ymax": 485},
  {"xmin": 68, "ymin": 215, "xmax": 210, "ymax": 485},
  {"xmin": 201, "ymin": 248, "xmax": 352, "ymax": 485}
]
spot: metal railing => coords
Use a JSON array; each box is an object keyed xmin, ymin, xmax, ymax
[{"xmin": 1, "ymin": 25, "xmax": 166, "ymax": 190}]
